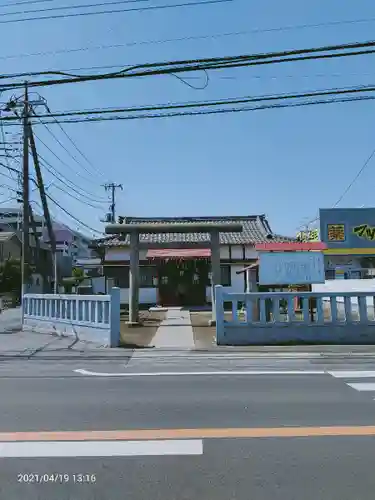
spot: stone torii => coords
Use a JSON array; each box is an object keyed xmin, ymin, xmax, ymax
[{"xmin": 105, "ymin": 222, "xmax": 243, "ymax": 325}]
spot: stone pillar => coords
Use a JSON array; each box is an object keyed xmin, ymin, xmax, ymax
[
  {"xmin": 128, "ymin": 230, "xmax": 140, "ymax": 325},
  {"xmin": 210, "ymin": 229, "xmax": 221, "ymax": 288},
  {"xmin": 209, "ymin": 229, "xmax": 221, "ymax": 326}
]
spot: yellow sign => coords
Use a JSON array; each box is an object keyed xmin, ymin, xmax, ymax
[
  {"xmin": 353, "ymin": 224, "xmax": 375, "ymax": 241},
  {"xmin": 327, "ymin": 224, "xmax": 345, "ymax": 242}
]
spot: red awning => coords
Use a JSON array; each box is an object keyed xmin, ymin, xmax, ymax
[
  {"xmin": 255, "ymin": 242, "xmax": 327, "ymax": 251},
  {"xmin": 147, "ymin": 248, "xmax": 211, "ymax": 259}
]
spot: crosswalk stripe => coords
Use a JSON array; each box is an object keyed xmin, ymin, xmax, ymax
[
  {"xmin": 346, "ymin": 383, "xmax": 375, "ymax": 392},
  {"xmin": 0, "ymin": 439, "xmax": 204, "ymax": 458},
  {"xmin": 329, "ymin": 371, "xmax": 375, "ymax": 379}
]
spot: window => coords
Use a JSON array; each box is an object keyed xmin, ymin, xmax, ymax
[
  {"xmin": 220, "ymin": 265, "xmax": 231, "ymax": 286},
  {"xmin": 140, "ymin": 266, "xmax": 157, "ymax": 288}
]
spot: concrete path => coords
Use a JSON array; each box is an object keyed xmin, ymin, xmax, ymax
[
  {"xmin": 152, "ymin": 308, "xmax": 194, "ymax": 348},
  {"xmin": 0, "ymin": 307, "xmax": 21, "ymax": 333}
]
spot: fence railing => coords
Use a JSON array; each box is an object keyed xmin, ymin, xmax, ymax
[
  {"xmin": 214, "ymin": 285, "xmax": 375, "ymax": 345},
  {"xmin": 22, "ymin": 288, "xmax": 120, "ymax": 347}
]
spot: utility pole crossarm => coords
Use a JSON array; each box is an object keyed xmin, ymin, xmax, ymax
[{"xmin": 103, "ymin": 182, "xmax": 123, "ymax": 224}]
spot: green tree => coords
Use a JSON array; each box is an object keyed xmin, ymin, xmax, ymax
[
  {"xmin": 0, "ymin": 258, "xmax": 32, "ymax": 301},
  {"xmin": 72, "ymin": 267, "xmax": 85, "ymax": 282}
]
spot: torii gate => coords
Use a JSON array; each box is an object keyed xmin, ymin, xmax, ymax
[{"xmin": 105, "ymin": 222, "xmax": 243, "ymax": 325}]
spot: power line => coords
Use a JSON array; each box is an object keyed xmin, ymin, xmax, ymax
[
  {"xmin": 0, "ymin": 0, "xmax": 230, "ymax": 25},
  {"xmin": 7, "ymin": 38, "xmax": 375, "ymax": 79},
  {"xmin": 50, "ymin": 182, "xmax": 108, "ymax": 210},
  {"xmin": 38, "ymin": 155, "xmax": 108, "ymax": 203},
  {"xmin": 4, "ymin": 15, "xmax": 375, "ymax": 62},
  {"xmin": 332, "ymin": 148, "xmax": 375, "ymax": 208},
  {"xmin": 46, "ymin": 192, "xmax": 104, "ymax": 234},
  {"xmin": 46, "ymin": 113, "xmax": 105, "ymax": 178},
  {"xmin": 4, "ymin": 83, "xmax": 375, "ymax": 122},
  {"xmin": 0, "ymin": 0, "xmax": 55, "ymax": 8},
  {"xmin": 301, "ymin": 145, "xmax": 375, "ymax": 227},
  {"xmin": 32, "ymin": 129, "xmax": 107, "ymax": 193},
  {"xmin": 34, "ymin": 114, "xmax": 104, "ymax": 181},
  {"xmin": 25, "ymin": 94, "xmax": 375, "ymax": 125},
  {"xmin": 1, "ymin": 38, "xmax": 375, "ymax": 90},
  {"xmin": 0, "ymin": 0, "xmax": 148, "ymax": 17},
  {"xmin": 1, "ymin": 86, "xmax": 375, "ymax": 129}
]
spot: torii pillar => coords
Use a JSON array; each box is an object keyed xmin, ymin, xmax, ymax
[{"xmin": 105, "ymin": 223, "xmax": 243, "ymax": 326}]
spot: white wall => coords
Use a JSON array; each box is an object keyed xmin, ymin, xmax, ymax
[
  {"xmin": 312, "ymin": 279, "xmax": 375, "ymax": 294},
  {"xmin": 206, "ymin": 264, "xmax": 244, "ymax": 302},
  {"xmin": 120, "ymin": 288, "xmax": 157, "ymax": 305}
]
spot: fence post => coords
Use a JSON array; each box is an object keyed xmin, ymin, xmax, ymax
[
  {"xmin": 215, "ymin": 285, "xmax": 225, "ymax": 345},
  {"xmin": 209, "ymin": 282, "xmax": 216, "ymax": 326},
  {"xmin": 110, "ymin": 287, "xmax": 121, "ymax": 347}
]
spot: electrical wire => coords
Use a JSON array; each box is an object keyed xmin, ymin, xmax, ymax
[
  {"xmin": 0, "ymin": 0, "xmax": 148, "ymax": 17},
  {"xmin": 25, "ymin": 94, "xmax": 375, "ymax": 125},
  {"xmin": 332, "ymin": 147, "xmax": 375, "ymax": 208},
  {"xmin": 0, "ymin": 111, "xmax": 19, "ymax": 181},
  {"xmin": 32, "ymin": 130, "xmax": 108, "ymax": 196},
  {"xmin": 4, "ymin": 15, "xmax": 375, "ymax": 62},
  {"xmin": 38, "ymin": 155, "xmax": 108, "ymax": 203},
  {"xmin": 1, "ymin": 40, "xmax": 375, "ymax": 91},
  {"xmin": 50, "ymin": 182, "xmax": 110, "ymax": 210},
  {"xmin": 46, "ymin": 192, "xmax": 104, "ymax": 234},
  {"xmin": 0, "ymin": 0, "xmax": 230, "ymax": 25},
  {"xmin": 34, "ymin": 113, "xmax": 105, "ymax": 181},
  {"xmin": 0, "ymin": 0, "xmax": 57, "ymax": 8},
  {"xmin": 2, "ymin": 38, "xmax": 375, "ymax": 80},
  {"xmin": 2, "ymin": 83, "xmax": 375, "ymax": 123}
]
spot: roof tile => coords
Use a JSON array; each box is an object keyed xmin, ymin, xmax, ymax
[{"xmin": 95, "ymin": 215, "xmax": 295, "ymax": 247}]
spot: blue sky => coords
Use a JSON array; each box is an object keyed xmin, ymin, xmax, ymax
[{"xmin": 0, "ymin": 0, "xmax": 375, "ymax": 237}]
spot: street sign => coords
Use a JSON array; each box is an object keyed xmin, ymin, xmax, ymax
[{"xmin": 259, "ymin": 251, "xmax": 325, "ymax": 285}]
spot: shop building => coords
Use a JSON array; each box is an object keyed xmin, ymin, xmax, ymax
[{"xmin": 320, "ymin": 207, "xmax": 375, "ymax": 279}]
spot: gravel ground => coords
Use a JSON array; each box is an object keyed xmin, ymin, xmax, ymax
[{"xmin": 120, "ymin": 310, "xmax": 166, "ymax": 348}]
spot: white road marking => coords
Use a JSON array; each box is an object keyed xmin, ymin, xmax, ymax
[
  {"xmin": 0, "ymin": 439, "xmax": 203, "ymax": 458},
  {"xmin": 346, "ymin": 383, "xmax": 375, "ymax": 392},
  {"xmin": 74, "ymin": 369, "xmax": 325, "ymax": 377},
  {"xmin": 132, "ymin": 352, "xmax": 324, "ymax": 359},
  {"xmin": 328, "ymin": 371, "xmax": 375, "ymax": 379}
]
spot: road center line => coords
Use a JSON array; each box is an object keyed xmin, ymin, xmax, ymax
[
  {"xmin": 0, "ymin": 440, "xmax": 203, "ymax": 458},
  {"xmin": 2, "ymin": 426, "xmax": 375, "ymax": 442},
  {"xmin": 74, "ymin": 369, "xmax": 326, "ymax": 377}
]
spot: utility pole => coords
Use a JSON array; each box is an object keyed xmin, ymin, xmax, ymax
[
  {"xmin": 29, "ymin": 125, "xmax": 57, "ymax": 293},
  {"xmin": 103, "ymin": 183, "xmax": 122, "ymax": 223},
  {"xmin": 21, "ymin": 82, "xmax": 30, "ymax": 299}
]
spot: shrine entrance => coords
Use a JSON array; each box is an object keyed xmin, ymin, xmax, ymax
[{"xmin": 157, "ymin": 259, "xmax": 209, "ymax": 307}]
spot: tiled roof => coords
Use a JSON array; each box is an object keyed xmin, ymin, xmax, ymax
[{"xmin": 95, "ymin": 215, "xmax": 295, "ymax": 247}]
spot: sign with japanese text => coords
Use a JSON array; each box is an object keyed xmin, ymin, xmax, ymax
[{"xmin": 259, "ymin": 251, "xmax": 325, "ymax": 285}]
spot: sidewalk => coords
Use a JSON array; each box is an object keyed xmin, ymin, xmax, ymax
[{"xmin": 2, "ymin": 328, "xmax": 375, "ymax": 360}]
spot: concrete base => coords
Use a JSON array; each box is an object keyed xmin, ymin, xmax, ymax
[{"xmin": 217, "ymin": 323, "xmax": 375, "ymax": 345}]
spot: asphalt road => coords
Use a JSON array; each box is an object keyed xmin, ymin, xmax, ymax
[{"xmin": 1, "ymin": 354, "xmax": 375, "ymax": 499}]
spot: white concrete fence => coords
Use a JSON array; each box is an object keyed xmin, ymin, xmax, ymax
[{"xmin": 22, "ymin": 288, "xmax": 121, "ymax": 347}]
